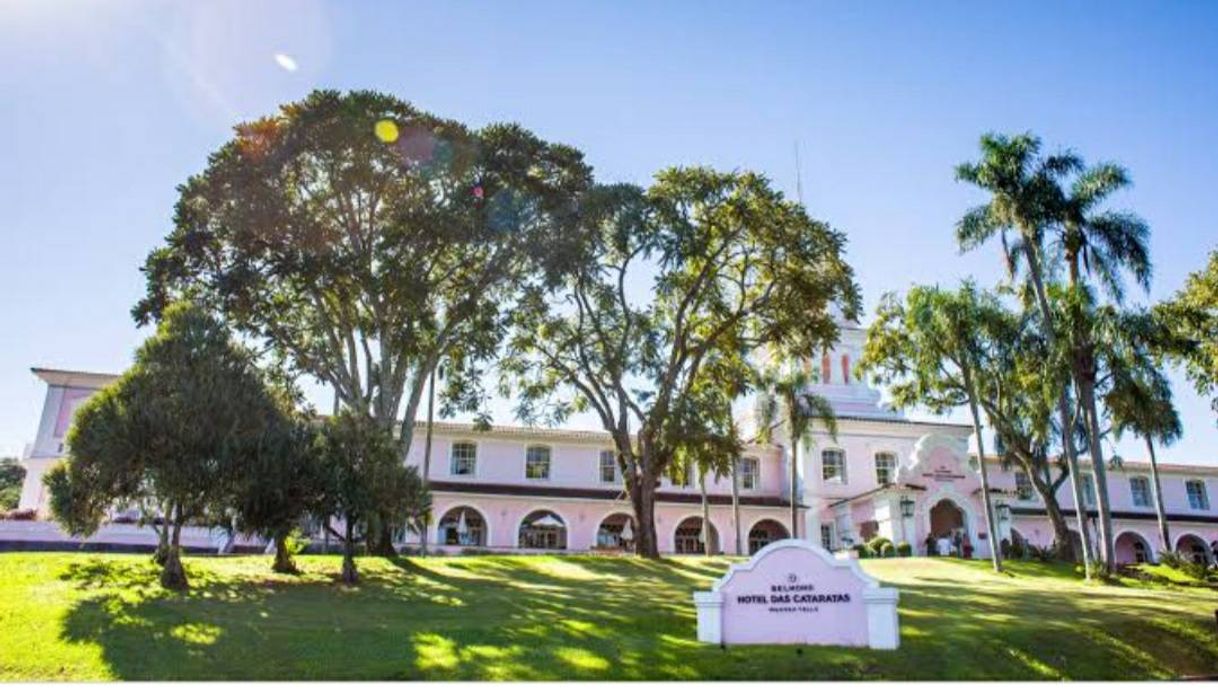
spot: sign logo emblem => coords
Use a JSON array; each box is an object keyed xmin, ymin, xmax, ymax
[{"xmin": 787, "ymin": 573, "xmax": 798, "ymax": 583}]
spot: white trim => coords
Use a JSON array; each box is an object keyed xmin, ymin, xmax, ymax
[
  {"xmin": 523, "ymin": 443, "xmax": 553, "ymax": 482},
  {"xmin": 673, "ymin": 514, "xmax": 721, "ymax": 553},
  {"xmin": 515, "ymin": 506, "xmax": 569, "ymax": 550},
  {"xmin": 1113, "ymin": 529, "xmax": 1156, "ymax": 563},
  {"xmin": 434, "ymin": 502, "xmax": 493, "ymax": 548}
]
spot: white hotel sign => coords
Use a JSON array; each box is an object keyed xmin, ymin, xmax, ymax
[{"xmin": 693, "ymin": 539, "xmax": 900, "ymax": 649}]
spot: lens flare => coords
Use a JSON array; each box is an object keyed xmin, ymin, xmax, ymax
[
  {"xmin": 273, "ymin": 53, "xmax": 298, "ymax": 72},
  {"xmin": 375, "ymin": 119, "xmax": 400, "ymax": 143}
]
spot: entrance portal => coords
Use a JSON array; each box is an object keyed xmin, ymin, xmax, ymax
[{"xmin": 928, "ymin": 499, "xmax": 966, "ymax": 556}]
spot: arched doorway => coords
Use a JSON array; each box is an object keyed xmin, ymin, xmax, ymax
[
  {"xmin": 595, "ymin": 513, "xmax": 634, "ymax": 550},
  {"xmin": 747, "ymin": 519, "xmax": 789, "ymax": 554},
  {"xmin": 518, "ymin": 510, "xmax": 568, "ymax": 550},
  {"xmin": 1114, "ymin": 531, "xmax": 1153, "ymax": 565},
  {"xmin": 1175, "ymin": 534, "xmax": 1212, "ymax": 565},
  {"xmin": 437, "ymin": 506, "xmax": 487, "ymax": 547},
  {"xmin": 674, "ymin": 516, "xmax": 720, "ymax": 555}
]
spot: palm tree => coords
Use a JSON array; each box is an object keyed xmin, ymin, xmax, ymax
[
  {"xmin": 756, "ymin": 366, "xmax": 838, "ymax": 542},
  {"xmin": 955, "ymin": 132, "xmax": 1096, "ymax": 577},
  {"xmin": 1054, "ymin": 162, "xmax": 1153, "ymax": 573},
  {"xmin": 1103, "ymin": 312, "xmax": 1181, "ymax": 553}
]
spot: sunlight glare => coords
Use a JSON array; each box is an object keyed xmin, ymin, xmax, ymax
[{"xmin": 273, "ymin": 52, "xmax": 298, "ymax": 72}]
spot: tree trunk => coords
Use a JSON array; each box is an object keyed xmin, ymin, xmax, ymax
[
  {"xmin": 341, "ymin": 523, "xmax": 359, "ymax": 585},
  {"xmin": 790, "ymin": 439, "xmax": 800, "ymax": 541},
  {"xmin": 731, "ymin": 458, "xmax": 742, "ymax": 555},
  {"xmin": 370, "ymin": 518, "xmax": 398, "ymax": 558},
  {"xmin": 151, "ymin": 518, "xmax": 169, "ymax": 567},
  {"xmin": 1022, "ymin": 238, "xmax": 1094, "ymax": 579},
  {"xmin": 964, "ymin": 378, "xmax": 1002, "ymax": 572},
  {"xmin": 629, "ymin": 467, "xmax": 660, "ymax": 559},
  {"xmin": 1146, "ymin": 437, "xmax": 1171, "ymax": 554},
  {"xmin": 159, "ymin": 511, "xmax": 188, "ymax": 590},
  {"xmin": 272, "ymin": 532, "xmax": 298, "ymax": 574},
  {"xmin": 1077, "ymin": 375, "xmax": 1115, "ymax": 574},
  {"xmin": 699, "ymin": 472, "xmax": 712, "ymax": 556},
  {"xmin": 1059, "ymin": 394, "xmax": 1095, "ymax": 576},
  {"xmin": 420, "ymin": 366, "xmax": 436, "ymax": 557},
  {"xmin": 1023, "ymin": 462, "xmax": 1075, "ymax": 560}
]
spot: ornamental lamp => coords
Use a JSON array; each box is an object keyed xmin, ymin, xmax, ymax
[{"xmin": 899, "ymin": 497, "xmax": 915, "ymax": 519}]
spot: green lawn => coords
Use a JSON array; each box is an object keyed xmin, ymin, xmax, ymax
[{"xmin": 1, "ymin": 551, "xmax": 1216, "ymax": 680}]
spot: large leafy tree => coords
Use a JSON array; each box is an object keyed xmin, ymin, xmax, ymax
[
  {"xmin": 45, "ymin": 302, "xmax": 285, "ymax": 589},
  {"xmin": 955, "ymin": 132, "xmax": 1097, "ymax": 575},
  {"xmin": 133, "ymin": 90, "xmax": 591, "ymax": 548},
  {"xmin": 858, "ymin": 282, "xmax": 1005, "ymax": 571},
  {"xmin": 1157, "ymin": 249, "xmax": 1218, "ymax": 420},
  {"xmin": 976, "ymin": 303, "xmax": 1078, "ymax": 559},
  {"xmin": 502, "ymin": 170, "xmax": 859, "ymax": 558}
]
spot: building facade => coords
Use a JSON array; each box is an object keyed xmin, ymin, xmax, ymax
[{"xmin": 13, "ymin": 323, "xmax": 1218, "ymax": 563}]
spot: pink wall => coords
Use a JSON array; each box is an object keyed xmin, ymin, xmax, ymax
[{"xmin": 430, "ymin": 491, "xmax": 794, "ymax": 554}]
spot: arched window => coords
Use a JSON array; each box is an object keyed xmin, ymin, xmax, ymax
[
  {"xmin": 437, "ymin": 506, "xmax": 486, "ymax": 547},
  {"xmin": 1129, "ymin": 476, "xmax": 1150, "ymax": 508},
  {"xmin": 747, "ymin": 519, "xmax": 789, "ymax": 554},
  {"xmin": 841, "ymin": 354, "xmax": 851, "ymax": 385},
  {"xmin": 518, "ymin": 510, "xmax": 567, "ymax": 549},
  {"xmin": 450, "ymin": 441, "xmax": 477, "ymax": 476},
  {"xmin": 822, "ymin": 449, "xmax": 846, "ymax": 483},
  {"xmin": 821, "ymin": 352, "xmax": 832, "ymax": 384},
  {"xmin": 874, "ymin": 452, "xmax": 896, "ymax": 485},
  {"xmin": 525, "ymin": 445, "xmax": 551, "ymax": 480},
  {"xmin": 599, "ymin": 450, "xmax": 617, "ymax": 484}
]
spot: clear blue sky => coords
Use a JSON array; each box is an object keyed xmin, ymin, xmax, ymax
[{"xmin": 2, "ymin": 1, "xmax": 1216, "ymax": 464}]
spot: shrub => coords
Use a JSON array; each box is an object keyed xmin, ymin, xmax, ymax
[
  {"xmin": 896, "ymin": 541, "xmax": 912, "ymax": 557},
  {"xmin": 851, "ymin": 543, "xmax": 871, "ymax": 558},
  {"xmin": 866, "ymin": 536, "xmax": 892, "ymax": 554},
  {"xmin": 879, "ymin": 542, "xmax": 895, "ymax": 558},
  {"xmin": 2, "ymin": 508, "xmax": 36, "ymax": 521}
]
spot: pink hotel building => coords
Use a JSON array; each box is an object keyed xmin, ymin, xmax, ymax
[{"xmin": 13, "ymin": 321, "xmax": 1218, "ymax": 564}]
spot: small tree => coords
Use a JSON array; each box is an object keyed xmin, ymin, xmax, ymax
[
  {"xmin": 1, "ymin": 457, "xmax": 26, "ymax": 511},
  {"xmin": 230, "ymin": 416, "xmax": 323, "ymax": 574},
  {"xmin": 313, "ymin": 412, "xmax": 428, "ymax": 585},
  {"xmin": 46, "ymin": 301, "xmax": 283, "ymax": 589}
]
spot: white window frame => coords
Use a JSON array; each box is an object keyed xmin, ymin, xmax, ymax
[
  {"xmin": 1185, "ymin": 479, "xmax": 1209, "ymax": 510},
  {"xmin": 525, "ymin": 445, "xmax": 552, "ymax": 481},
  {"xmin": 599, "ymin": 450, "xmax": 617, "ymax": 484},
  {"xmin": 1081, "ymin": 473, "xmax": 1096, "ymax": 507},
  {"xmin": 822, "ymin": 449, "xmax": 846, "ymax": 484},
  {"xmin": 1129, "ymin": 476, "xmax": 1151, "ymax": 508},
  {"xmin": 1014, "ymin": 471, "xmax": 1034, "ymax": 501},
  {"xmin": 874, "ymin": 452, "xmax": 896, "ymax": 486},
  {"xmin": 449, "ymin": 441, "xmax": 477, "ymax": 477},
  {"xmin": 739, "ymin": 457, "xmax": 759, "ymax": 490}
]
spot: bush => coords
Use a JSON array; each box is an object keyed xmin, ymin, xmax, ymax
[
  {"xmin": 1158, "ymin": 550, "xmax": 1209, "ymax": 580},
  {"xmin": 896, "ymin": 541, "xmax": 912, "ymax": 557},
  {"xmin": 851, "ymin": 543, "xmax": 871, "ymax": 558},
  {"xmin": 2, "ymin": 508, "xmax": 36, "ymax": 521},
  {"xmin": 866, "ymin": 536, "xmax": 892, "ymax": 554}
]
